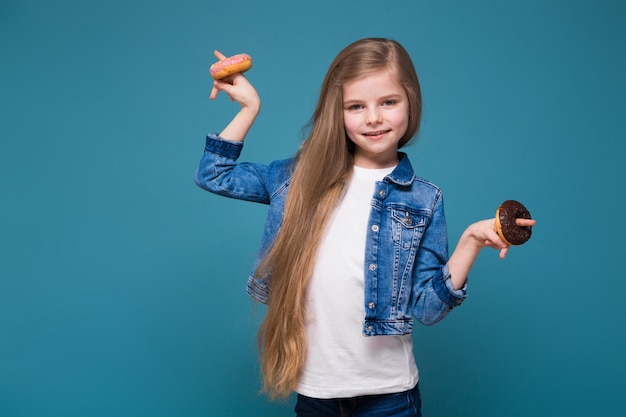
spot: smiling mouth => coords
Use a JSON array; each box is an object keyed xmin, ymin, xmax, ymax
[{"xmin": 364, "ymin": 130, "xmax": 390, "ymax": 137}]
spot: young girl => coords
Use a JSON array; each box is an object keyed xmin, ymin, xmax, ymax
[{"xmin": 195, "ymin": 38, "xmax": 535, "ymax": 417}]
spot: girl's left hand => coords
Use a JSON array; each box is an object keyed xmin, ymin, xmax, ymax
[
  {"xmin": 448, "ymin": 217, "xmax": 536, "ymax": 289},
  {"xmin": 477, "ymin": 218, "xmax": 536, "ymax": 259}
]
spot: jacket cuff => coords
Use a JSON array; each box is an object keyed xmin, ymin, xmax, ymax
[
  {"xmin": 204, "ymin": 133, "xmax": 244, "ymax": 159},
  {"xmin": 432, "ymin": 263, "xmax": 467, "ymax": 307}
]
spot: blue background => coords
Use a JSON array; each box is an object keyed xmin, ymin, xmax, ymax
[{"xmin": 1, "ymin": 0, "xmax": 625, "ymax": 416}]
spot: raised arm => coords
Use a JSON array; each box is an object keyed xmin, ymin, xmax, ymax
[
  {"xmin": 447, "ymin": 217, "xmax": 537, "ymax": 290},
  {"xmin": 209, "ymin": 50, "xmax": 261, "ymax": 142}
]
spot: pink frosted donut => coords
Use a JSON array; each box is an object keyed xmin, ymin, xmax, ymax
[{"xmin": 209, "ymin": 53, "xmax": 252, "ymax": 80}]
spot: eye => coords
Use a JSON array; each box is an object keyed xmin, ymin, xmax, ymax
[
  {"xmin": 346, "ymin": 103, "xmax": 364, "ymax": 111},
  {"xmin": 382, "ymin": 99, "xmax": 397, "ymax": 106}
]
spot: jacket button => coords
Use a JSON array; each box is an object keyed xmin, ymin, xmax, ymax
[
  {"xmin": 367, "ymin": 325, "xmax": 374, "ymax": 332},
  {"xmin": 369, "ymin": 264, "xmax": 377, "ymax": 271},
  {"xmin": 368, "ymin": 302, "xmax": 375, "ymax": 309},
  {"xmin": 378, "ymin": 190, "xmax": 385, "ymax": 197},
  {"xmin": 371, "ymin": 225, "xmax": 379, "ymax": 232}
]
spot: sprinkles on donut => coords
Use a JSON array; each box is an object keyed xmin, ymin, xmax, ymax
[{"xmin": 209, "ymin": 53, "xmax": 253, "ymax": 80}]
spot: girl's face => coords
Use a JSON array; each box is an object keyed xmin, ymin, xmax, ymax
[{"xmin": 342, "ymin": 68, "xmax": 409, "ymax": 169}]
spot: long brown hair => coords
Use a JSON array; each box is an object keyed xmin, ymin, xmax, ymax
[{"xmin": 256, "ymin": 38, "xmax": 422, "ymax": 399}]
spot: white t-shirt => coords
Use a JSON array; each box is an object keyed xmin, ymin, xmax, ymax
[{"xmin": 296, "ymin": 165, "xmax": 418, "ymax": 399}]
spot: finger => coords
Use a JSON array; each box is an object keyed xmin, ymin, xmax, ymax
[
  {"xmin": 499, "ymin": 247, "xmax": 509, "ymax": 260},
  {"xmin": 211, "ymin": 79, "xmax": 236, "ymax": 102},
  {"xmin": 209, "ymin": 83, "xmax": 220, "ymax": 100},
  {"xmin": 213, "ymin": 79, "xmax": 230, "ymax": 94},
  {"xmin": 515, "ymin": 218, "xmax": 537, "ymax": 226},
  {"xmin": 213, "ymin": 49, "xmax": 228, "ymax": 61},
  {"xmin": 484, "ymin": 239, "xmax": 507, "ymax": 251},
  {"xmin": 210, "ymin": 79, "xmax": 230, "ymax": 100}
]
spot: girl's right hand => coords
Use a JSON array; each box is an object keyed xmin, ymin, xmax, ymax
[
  {"xmin": 210, "ymin": 50, "xmax": 260, "ymax": 112},
  {"xmin": 210, "ymin": 49, "xmax": 260, "ymax": 142}
]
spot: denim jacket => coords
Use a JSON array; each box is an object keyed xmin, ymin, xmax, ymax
[{"xmin": 195, "ymin": 134, "xmax": 467, "ymax": 336}]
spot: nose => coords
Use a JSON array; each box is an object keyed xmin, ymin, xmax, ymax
[{"xmin": 365, "ymin": 108, "xmax": 382, "ymax": 125}]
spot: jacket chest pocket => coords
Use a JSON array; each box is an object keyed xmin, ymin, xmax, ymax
[{"xmin": 391, "ymin": 208, "xmax": 427, "ymax": 250}]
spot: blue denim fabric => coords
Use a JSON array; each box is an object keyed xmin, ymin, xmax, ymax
[
  {"xmin": 294, "ymin": 384, "xmax": 422, "ymax": 417},
  {"xmin": 195, "ymin": 134, "xmax": 467, "ymax": 335}
]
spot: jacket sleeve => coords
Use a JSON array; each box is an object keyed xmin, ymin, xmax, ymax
[
  {"xmin": 411, "ymin": 193, "xmax": 467, "ymax": 326},
  {"xmin": 194, "ymin": 133, "xmax": 273, "ymax": 204}
]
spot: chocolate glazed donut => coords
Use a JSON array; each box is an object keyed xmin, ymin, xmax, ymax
[{"xmin": 495, "ymin": 200, "xmax": 533, "ymax": 245}]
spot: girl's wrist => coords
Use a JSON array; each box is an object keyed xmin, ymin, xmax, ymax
[{"xmin": 242, "ymin": 102, "xmax": 261, "ymax": 116}]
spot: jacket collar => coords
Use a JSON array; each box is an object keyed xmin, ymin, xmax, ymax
[{"xmin": 385, "ymin": 152, "xmax": 415, "ymax": 186}]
